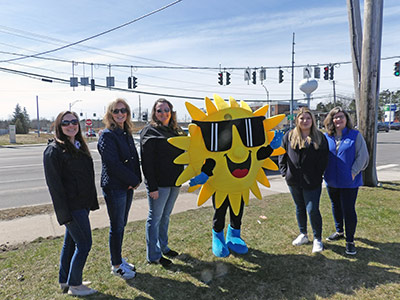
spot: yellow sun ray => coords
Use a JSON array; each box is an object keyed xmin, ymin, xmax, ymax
[
  {"xmin": 175, "ymin": 167, "xmax": 196, "ymax": 186},
  {"xmin": 186, "ymin": 102, "xmax": 207, "ymax": 120},
  {"xmin": 188, "ymin": 185, "xmax": 201, "ymax": 192},
  {"xmin": 272, "ymin": 147, "xmax": 285, "ymax": 156},
  {"xmin": 240, "ymin": 100, "xmax": 252, "ymax": 112},
  {"xmin": 213, "ymin": 94, "xmax": 229, "ymax": 110},
  {"xmin": 174, "ymin": 152, "xmax": 190, "ymax": 164},
  {"xmin": 256, "ymin": 169, "xmax": 271, "ymax": 187},
  {"xmin": 167, "ymin": 136, "xmax": 191, "ymax": 151},
  {"xmin": 205, "ymin": 97, "xmax": 217, "ymax": 115},
  {"xmin": 229, "ymin": 96, "xmax": 240, "ymax": 108},
  {"xmin": 262, "ymin": 158, "xmax": 279, "ymax": 170},
  {"xmin": 198, "ymin": 183, "xmax": 216, "ymax": 206},
  {"xmin": 264, "ymin": 114, "xmax": 286, "ymax": 131},
  {"xmin": 229, "ymin": 193, "xmax": 242, "ymax": 216},
  {"xmin": 250, "ymin": 181, "xmax": 262, "ymax": 199},
  {"xmin": 242, "ymin": 189, "xmax": 250, "ymax": 205},
  {"xmin": 188, "ymin": 123, "xmax": 197, "ymax": 135},
  {"xmin": 215, "ymin": 190, "xmax": 228, "ymax": 208},
  {"xmin": 254, "ymin": 105, "xmax": 269, "ymax": 117},
  {"xmin": 266, "ymin": 131, "xmax": 275, "ymax": 144}
]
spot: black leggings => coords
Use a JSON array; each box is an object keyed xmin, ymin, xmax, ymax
[{"xmin": 212, "ymin": 195, "xmax": 244, "ymax": 232}]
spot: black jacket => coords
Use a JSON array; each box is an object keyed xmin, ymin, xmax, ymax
[
  {"xmin": 278, "ymin": 131, "xmax": 329, "ymax": 189},
  {"xmin": 140, "ymin": 124, "xmax": 185, "ymax": 192},
  {"xmin": 97, "ymin": 127, "xmax": 142, "ymax": 190},
  {"xmin": 43, "ymin": 140, "xmax": 99, "ymax": 225}
]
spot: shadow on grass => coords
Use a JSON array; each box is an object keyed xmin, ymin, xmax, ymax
[
  {"xmin": 127, "ymin": 242, "xmax": 400, "ymax": 300},
  {"xmin": 378, "ymin": 181, "xmax": 400, "ymax": 191}
]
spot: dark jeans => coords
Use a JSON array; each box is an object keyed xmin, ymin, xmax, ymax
[
  {"xmin": 59, "ymin": 209, "xmax": 92, "ymax": 286},
  {"xmin": 212, "ymin": 196, "xmax": 244, "ymax": 232},
  {"xmin": 326, "ymin": 186, "xmax": 359, "ymax": 243},
  {"xmin": 103, "ymin": 188, "xmax": 133, "ymax": 266},
  {"xmin": 288, "ymin": 185, "xmax": 323, "ymax": 240}
]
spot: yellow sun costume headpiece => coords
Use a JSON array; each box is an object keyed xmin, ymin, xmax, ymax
[{"xmin": 168, "ymin": 94, "xmax": 285, "ymax": 215}]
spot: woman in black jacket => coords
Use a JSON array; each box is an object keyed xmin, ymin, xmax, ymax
[
  {"xmin": 279, "ymin": 107, "xmax": 328, "ymax": 253},
  {"xmin": 43, "ymin": 111, "xmax": 98, "ymax": 296},
  {"xmin": 140, "ymin": 98, "xmax": 186, "ymax": 266},
  {"xmin": 97, "ymin": 98, "xmax": 141, "ymax": 280}
]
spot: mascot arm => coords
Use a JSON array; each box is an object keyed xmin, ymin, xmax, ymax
[{"xmin": 189, "ymin": 158, "xmax": 216, "ymax": 187}]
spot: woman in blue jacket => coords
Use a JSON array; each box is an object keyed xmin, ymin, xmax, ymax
[
  {"xmin": 323, "ymin": 107, "xmax": 369, "ymax": 255},
  {"xmin": 98, "ymin": 98, "xmax": 141, "ymax": 279},
  {"xmin": 43, "ymin": 111, "xmax": 98, "ymax": 296},
  {"xmin": 279, "ymin": 107, "xmax": 328, "ymax": 253}
]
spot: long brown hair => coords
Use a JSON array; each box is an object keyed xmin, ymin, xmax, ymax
[
  {"xmin": 54, "ymin": 111, "xmax": 90, "ymax": 156},
  {"xmin": 150, "ymin": 98, "xmax": 180, "ymax": 131},
  {"xmin": 323, "ymin": 106, "xmax": 353, "ymax": 136},
  {"xmin": 103, "ymin": 98, "xmax": 134, "ymax": 135},
  {"xmin": 289, "ymin": 107, "xmax": 323, "ymax": 150}
]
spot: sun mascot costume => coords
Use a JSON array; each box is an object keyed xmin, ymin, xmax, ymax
[{"xmin": 168, "ymin": 94, "xmax": 285, "ymax": 257}]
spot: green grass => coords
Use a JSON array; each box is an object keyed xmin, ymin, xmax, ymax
[{"xmin": 1, "ymin": 183, "xmax": 400, "ymax": 299}]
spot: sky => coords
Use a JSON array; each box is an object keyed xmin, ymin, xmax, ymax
[{"xmin": 0, "ymin": 0, "xmax": 399, "ymax": 121}]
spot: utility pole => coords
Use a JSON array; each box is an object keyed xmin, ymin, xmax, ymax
[
  {"xmin": 346, "ymin": 0, "xmax": 363, "ymax": 126},
  {"xmin": 290, "ymin": 32, "xmax": 295, "ymax": 128},
  {"xmin": 138, "ymin": 95, "xmax": 142, "ymax": 121},
  {"xmin": 359, "ymin": 0, "xmax": 383, "ymax": 187},
  {"xmin": 36, "ymin": 95, "xmax": 40, "ymax": 137},
  {"xmin": 332, "ymin": 80, "xmax": 337, "ymax": 106}
]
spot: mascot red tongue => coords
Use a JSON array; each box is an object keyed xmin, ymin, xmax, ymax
[
  {"xmin": 168, "ymin": 94, "xmax": 285, "ymax": 258},
  {"xmin": 232, "ymin": 169, "xmax": 248, "ymax": 178}
]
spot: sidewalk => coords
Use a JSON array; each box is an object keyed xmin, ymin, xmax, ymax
[{"xmin": 1, "ymin": 170, "xmax": 399, "ymax": 246}]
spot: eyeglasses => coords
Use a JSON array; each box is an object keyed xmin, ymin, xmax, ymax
[
  {"xmin": 112, "ymin": 108, "xmax": 128, "ymax": 114},
  {"xmin": 193, "ymin": 116, "xmax": 266, "ymax": 152},
  {"xmin": 61, "ymin": 119, "xmax": 79, "ymax": 127},
  {"xmin": 333, "ymin": 114, "xmax": 345, "ymax": 120},
  {"xmin": 156, "ymin": 108, "xmax": 170, "ymax": 114}
]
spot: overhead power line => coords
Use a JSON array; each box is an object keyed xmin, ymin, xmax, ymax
[{"xmin": 0, "ymin": 0, "xmax": 183, "ymax": 63}]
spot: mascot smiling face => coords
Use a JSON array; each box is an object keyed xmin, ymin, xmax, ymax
[{"xmin": 168, "ymin": 94, "xmax": 285, "ymax": 215}]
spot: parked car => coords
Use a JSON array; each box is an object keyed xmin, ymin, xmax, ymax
[
  {"xmin": 86, "ymin": 129, "xmax": 96, "ymax": 137},
  {"xmin": 377, "ymin": 122, "xmax": 389, "ymax": 132},
  {"xmin": 389, "ymin": 122, "xmax": 400, "ymax": 130}
]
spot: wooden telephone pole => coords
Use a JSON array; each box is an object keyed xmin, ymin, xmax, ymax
[{"xmin": 347, "ymin": 0, "xmax": 384, "ymax": 187}]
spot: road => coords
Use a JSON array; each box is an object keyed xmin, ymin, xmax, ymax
[{"xmin": 0, "ymin": 131, "xmax": 399, "ymax": 210}]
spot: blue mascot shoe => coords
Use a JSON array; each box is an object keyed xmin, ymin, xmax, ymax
[
  {"xmin": 226, "ymin": 225, "xmax": 248, "ymax": 254},
  {"xmin": 212, "ymin": 229, "xmax": 230, "ymax": 257}
]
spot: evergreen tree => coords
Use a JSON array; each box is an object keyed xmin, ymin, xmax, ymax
[{"xmin": 11, "ymin": 104, "xmax": 30, "ymax": 134}]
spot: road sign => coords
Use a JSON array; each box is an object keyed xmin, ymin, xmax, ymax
[{"xmin": 85, "ymin": 119, "xmax": 92, "ymax": 127}]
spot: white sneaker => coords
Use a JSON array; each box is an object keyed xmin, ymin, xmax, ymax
[
  {"xmin": 60, "ymin": 281, "xmax": 91, "ymax": 293},
  {"xmin": 121, "ymin": 258, "xmax": 136, "ymax": 271},
  {"xmin": 111, "ymin": 264, "xmax": 136, "ymax": 280},
  {"xmin": 292, "ymin": 233, "xmax": 309, "ymax": 246},
  {"xmin": 312, "ymin": 239, "xmax": 324, "ymax": 253},
  {"xmin": 68, "ymin": 284, "xmax": 97, "ymax": 296}
]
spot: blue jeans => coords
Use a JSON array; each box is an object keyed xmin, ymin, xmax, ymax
[
  {"xmin": 327, "ymin": 186, "xmax": 358, "ymax": 243},
  {"xmin": 288, "ymin": 185, "xmax": 323, "ymax": 240},
  {"xmin": 59, "ymin": 209, "xmax": 92, "ymax": 286},
  {"xmin": 146, "ymin": 186, "xmax": 180, "ymax": 262},
  {"xmin": 103, "ymin": 188, "xmax": 133, "ymax": 266}
]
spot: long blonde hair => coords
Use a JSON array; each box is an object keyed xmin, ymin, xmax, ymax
[
  {"xmin": 289, "ymin": 107, "xmax": 322, "ymax": 150},
  {"xmin": 103, "ymin": 98, "xmax": 134, "ymax": 135}
]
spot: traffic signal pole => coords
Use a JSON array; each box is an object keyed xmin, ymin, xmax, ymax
[{"xmin": 290, "ymin": 32, "xmax": 295, "ymax": 129}]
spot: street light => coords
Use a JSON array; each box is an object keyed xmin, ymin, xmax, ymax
[{"xmin": 69, "ymin": 100, "xmax": 83, "ymax": 111}]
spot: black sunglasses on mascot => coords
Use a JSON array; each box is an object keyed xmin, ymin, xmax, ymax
[
  {"xmin": 192, "ymin": 116, "xmax": 266, "ymax": 152},
  {"xmin": 61, "ymin": 119, "xmax": 79, "ymax": 127},
  {"xmin": 112, "ymin": 108, "xmax": 128, "ymax": 114}
]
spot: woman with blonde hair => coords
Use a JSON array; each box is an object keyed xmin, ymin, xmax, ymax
[
  {"xmin": 98, "ymin": 98, "xmax": 141, "ymax": 279},
  {"xmin": 279, "ymin": 107, "xmax": 329, "ymax": 253}
]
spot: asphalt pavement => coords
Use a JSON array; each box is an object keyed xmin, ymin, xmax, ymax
[{"xmin": 1, "ymin": 168, "xmax": 399, "ymax": 247}]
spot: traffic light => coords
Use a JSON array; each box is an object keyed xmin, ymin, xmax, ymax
[
  {"xmin": 314, "ymin": 67, "xmax": 320, "ymax": 79},
  {"xmin": 226, "ymin": 72, "xmax": 231, "ymax": 85},
  {"xmin": 394, "ymin": 61, "xmax": 400, "ymax": 76},
  {"xmin": 218, "ymin": 72, "xmax": 223, "ymax": 85},
  {"xmin": 132, "ymin": 76, "xmax": 137, "ymax": 88},
  {"xmin": 323, "ymin": 66, "xmax": 329, "ymax": 80},
  {"xmin": 329, "ymin": 65, "xmax": 334, "ymax": 80},
  {"xmin": 279, "ymin": 69, "xmax": 284, "ymax": 83},
  {"xmin": 142, "ymin": 112, "xmax": 148, "ymax": 121},
  {"xmin": 90, "ymin": 79, "xmax": 95, "ymax": 91},
  {"xmin": 252, "ymin": 71, "xmax": 256, "ymax": 84},
  {"xmin": 128, "ymin": 77, "xmax": 132, "ymax": 89}
]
